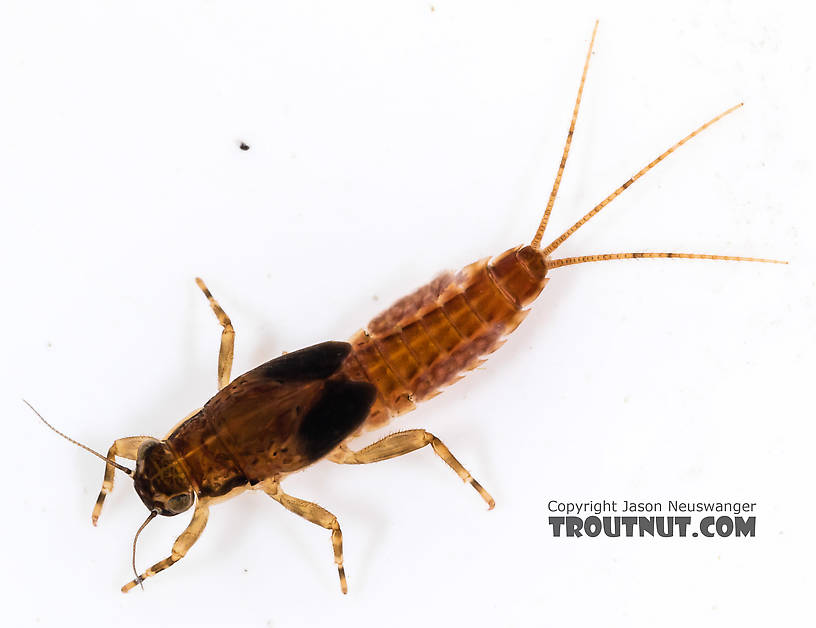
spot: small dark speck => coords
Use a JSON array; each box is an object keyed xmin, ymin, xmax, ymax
[
  {"xmin": 243, "ymin": 568, "xmax": 248, "ymax": 573},
  {"xmin": 239, "ymin": 142, "xmax": 250, "ymax": 151},
  {"xmin": 47, "ymin": 342, "xmax": 52, "ymax": 348}
]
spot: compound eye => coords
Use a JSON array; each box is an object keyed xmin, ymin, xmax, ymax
[{"xmin": 166, "ymin": 493, "xmax": 192, "ymax": 513}]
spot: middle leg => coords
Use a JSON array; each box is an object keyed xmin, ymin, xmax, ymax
[{"xmin": 261, "ymin": 479, "xmax": 348, "ymax": 594}]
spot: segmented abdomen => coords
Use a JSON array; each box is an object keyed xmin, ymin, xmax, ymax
[{"xmin": 341, "ymin": 244, "xmax": 549, "ymax": 432}]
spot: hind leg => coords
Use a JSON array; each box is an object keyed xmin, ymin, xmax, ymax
[{"xmin": 330, "ymin": 430, "xmax": 494, "ymax": 509}]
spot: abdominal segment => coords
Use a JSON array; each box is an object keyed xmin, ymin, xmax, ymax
[{"xmin": 342, "ymin": 244, "xmax": 548, "ymax": 432}]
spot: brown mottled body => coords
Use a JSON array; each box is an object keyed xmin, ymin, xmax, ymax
[
  {"xmin": 139, "ymin": 244, "xmax": 550, "ymax": 511},
  {"xmin": 343, "ymin": 245, "xmax": 548, "ymax": 431}
]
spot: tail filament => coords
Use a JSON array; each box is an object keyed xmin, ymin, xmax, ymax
[
  {"xmin": 548, "ymin": 252, "xmax": 786, "ymax": 269},
  {"xmin": 530, "ymin": 23, "xmax": 782, "ymax": 267}
]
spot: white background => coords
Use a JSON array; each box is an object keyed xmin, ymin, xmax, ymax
[{"xmin": 1, "ymin": 1, "xmax": 812, "ymax": 626}]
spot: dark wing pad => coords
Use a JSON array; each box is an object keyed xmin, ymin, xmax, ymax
[
  {"xmin": 297, "ymin": 379, "xmax": 377, "ymax": 460},
  {"xmin": 258, "ymin": 341, "xmax": 352, "ymax": 382}
]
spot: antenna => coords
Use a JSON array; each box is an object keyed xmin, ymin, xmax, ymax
[{"xmin": 24, "ymin": 400, "xmax": 134, "ymax": 476}]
